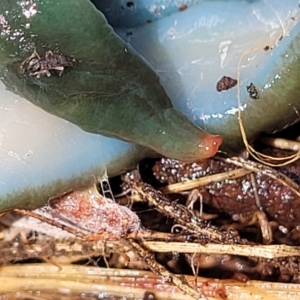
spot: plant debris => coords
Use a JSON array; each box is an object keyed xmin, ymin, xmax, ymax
[{"xmin": 2, "ymin": 141, "xmax": 300, "ymax": 299}]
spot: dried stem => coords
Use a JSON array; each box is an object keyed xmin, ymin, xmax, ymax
[
  {"xmin": 131, "ymin": 181, "xmax": 241, "ymax": 244},
  {"xmin": 143, "ymin": 241, "xmax": 300, "ymax": 259},
  {"xmin": 0, "ymin": 263, "xmax": 300, "ymax": 300},
  {"xmin": 160, "ymin": 168, "xmax": 252, "ymax": 194}
]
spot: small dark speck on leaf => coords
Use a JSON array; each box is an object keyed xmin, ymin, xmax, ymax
[
  {"xmin": 247, "ymin": 83, "xmax": 259, "ymax": 99},
  {"xmin": 126, "ymin": 1, "xmax": 134, "ymax": 8},
  {"xmin": 179, "ymin": 4, "xmax": 188, "ymax": 11},
  {"xmin": 154, "ymin": 8, "xmax": 160, "ymax": 15},
  {"xmin": 216, "ymin": 76, "xmax": 238, "ymax": 92}
]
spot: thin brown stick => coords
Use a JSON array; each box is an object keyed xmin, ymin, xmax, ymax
[
  {"xmin": 143, "ymin": 241, "xmax": 300, "ymax": 259},
  {"xmin": 131, "ymin": 182, "xmax": 241, "ymax": 243},
  {"xmin": 160, "ymin": 168, "xmax": 252, "ymax": 194}
]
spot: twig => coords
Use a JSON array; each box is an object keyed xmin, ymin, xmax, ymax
[
  {"xmin": 131, "ymin": 181, "xmax": 241, "ymax": 243},
  {"xmin": 161, "ymin": 168, "xmax": 252, "ymax": 194},
  {"xmin": 143, "ymin": 241, "xmax": 300, "ymax": 259}
]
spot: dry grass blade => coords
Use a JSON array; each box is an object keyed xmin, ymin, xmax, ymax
[
  {"xmin": 160, "ymin": 168, "xmax": 252, "ymax": 194},
  {"xmin": 1, "ymin": 264, "xmax": 300, "ymax": 300},
  {"xmin": 260, "ymin": 137, "xmax": 300, "ymax": 152},
  {"xmin": 143, "ymin": 241, "xmax": 300, "ymax": 259}
]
